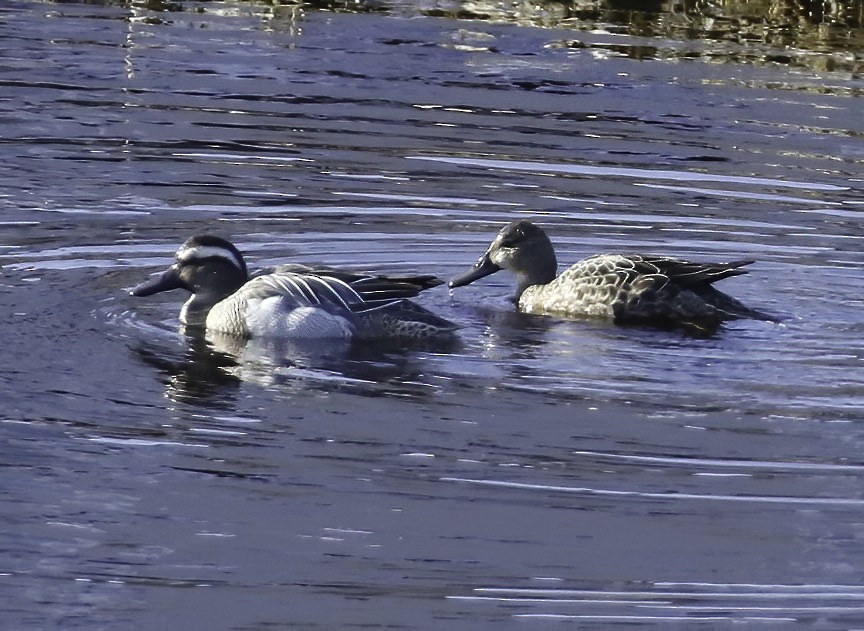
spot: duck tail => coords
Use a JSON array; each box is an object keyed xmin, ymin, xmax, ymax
[
  {"xmin": 658, "ymin": 259, "xmax": 756, "ymax": 287},
  {"xmin": 353, "ymin": 299, "xmax": 459, "ymax": 341},
  {"xmin": 700, "ymin": 286, "xmax": 781, "ymax": 323}
]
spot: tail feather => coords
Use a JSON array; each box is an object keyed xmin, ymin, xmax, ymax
[{"xmin": 647, "ymin": 257, "xmax": 755, "ymax": 287}]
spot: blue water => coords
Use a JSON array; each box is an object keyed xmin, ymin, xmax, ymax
[{"xmin": 2, "ymin": 1, "xmax": 864, "ymax": 628}]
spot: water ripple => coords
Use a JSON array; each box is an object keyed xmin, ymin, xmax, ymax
[
  {"xmin": 452, "ymin": 582, "xmax": 864, "ymax": 623},
  {"xmin": 409, "ymin": 155, "xmax": 850, "ymax": 191},
  {"xmin": 441, "ymin": 477, "xmax": 864, "ymax": 507}
]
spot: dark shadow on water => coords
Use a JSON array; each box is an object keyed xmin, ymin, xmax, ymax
[
  {"xmin": 465, "ymin": 300, "xmax": 745, "ymax": 347},
  {"xmin": 131, "ymin": 326, "xmax": 462, "ymax": 407},
  {"xmin": 132, "ymin": 333, "xmax": 243, "ymax": 409}
]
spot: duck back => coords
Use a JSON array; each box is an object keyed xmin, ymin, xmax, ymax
[{"xmin": 520, "ymin": 254, "xmax": 771, "ymax": 329}]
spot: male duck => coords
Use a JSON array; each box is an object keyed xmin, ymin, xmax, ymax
[
  {"xmin": 449, "ymin": 220, "xmax": 776, "ymax": 331},
  {"xmin": 132, "ymin": 235, "xmax": 457, "ymax": 340}
]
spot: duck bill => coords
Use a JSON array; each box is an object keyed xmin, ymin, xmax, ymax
[
  {"xmin": 449, "ymin": 253, "xmax": 502, "ymax": 288},
  {"xmin": 131, "ymin": 266, "xmax": 184, "ymax": 297}
]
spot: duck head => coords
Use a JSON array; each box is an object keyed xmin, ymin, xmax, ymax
[
  {"xmin": 449, "ymin": 220, "xmax": 558, "ymax": 298},
  {"xmin": 131, "ymin": 235, "xmax": 249, "ymax": 325}
]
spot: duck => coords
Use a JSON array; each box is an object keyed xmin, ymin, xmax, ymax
[
  {"xmin": 131, "ymin": 234, "xmax": 457, "ymax": 340},
  {"xmin": 449, "ymin": 219, "xmax": 776, "ymax": 331}
]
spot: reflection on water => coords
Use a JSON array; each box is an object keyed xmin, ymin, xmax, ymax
[
  {"xmin": 130, "ymin": 324, "xmax": 461, "ymax": 407},
  {"xmin": 78, "ymin": 0, "xmax": 864, "ymax": 75},
  {"xmin": 451, "ymin": 581, "xmax": 864, "ymax": 624},
  {"xmin": 472, "ymin": 0, "xmax": 864, "ymax": 73},
  {"xmin": 131, "ymin": 334, "xmax": 244, "ymax": 408}
]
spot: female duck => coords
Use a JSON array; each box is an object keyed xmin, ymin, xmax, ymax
[
  {"xmin": 449, "ymin": 220, "xmax": 775, "ymax": 330},
  {"xmin": 132, "ymin": 235, "xmax": 456, "ymax": 340}
]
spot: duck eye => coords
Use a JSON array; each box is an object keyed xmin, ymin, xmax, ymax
[{"xmin": 500, "ymin": 230, "xmax": 522, "ymax": 247}]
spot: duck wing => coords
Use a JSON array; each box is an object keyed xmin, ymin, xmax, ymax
[
  {"xmin": 258, "ymin": 264, "xmax": 443, "ymax": 304},
  {"xmin": 629, "ymin": 256, "xmax": 754, "ymax": 287},
  {"xmin": 348, "ymin": 275, "xmax": 443, "ymax": 304},
  {"xmin": 243, "ymin": 272, "xmax": 364, "ymax": 310},
  {"xmin": 561, "ymin": 255, "xmax": 774, "ymax": 328},
  {"xmin": 621, "ymin": 256, "xmax": 778, "ymax": 324},
  {"xmin": 247, "ymin": 270, "xmax": 456, "ymax": 339}
]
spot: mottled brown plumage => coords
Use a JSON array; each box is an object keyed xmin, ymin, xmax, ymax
[{"xmin": 450, "ymin": 220, "xmax": 775, "ymax": 331}]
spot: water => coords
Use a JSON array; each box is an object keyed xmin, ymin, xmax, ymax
[{"xmin": 2, "ymin": 0, "xmax": 864, "ymax": 627}]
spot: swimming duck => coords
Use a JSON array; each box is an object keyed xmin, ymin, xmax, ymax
[
  {"xmin": 449, "ymin": 220, "xmax": 775, "ymax": 330},
  {"xmin": 131, "ymin": 235, "xmax": 457, "ymax": 340}
]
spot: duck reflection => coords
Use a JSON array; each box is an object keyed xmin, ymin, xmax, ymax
[
  {"xmin": 132, "ymin": 324, "xmax": 461, "ymax": 407},
  {"xmin": 471, "ymin": 305, "xmax": 558, "ymax": 360},
  {"xmin": 203, "ymin": 329, "xmax": 352, "ymax": 391},
  {"xmin": 132, "ymin": 331, "xmax": 243, "ymax": 408}
]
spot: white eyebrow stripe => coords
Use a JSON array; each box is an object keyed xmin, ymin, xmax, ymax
[{"xmin": 178, "ymin": 245, "xmax": 244, "ymax": 271}]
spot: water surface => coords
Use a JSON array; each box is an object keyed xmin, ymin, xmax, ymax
[{"xmin": 2, "ymin": 0, "xmax": 864, "ymax": 628}]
